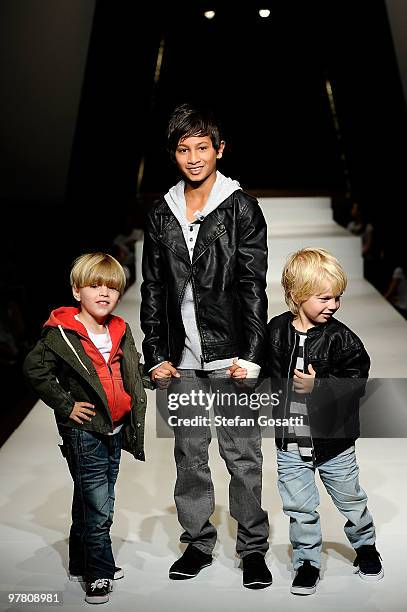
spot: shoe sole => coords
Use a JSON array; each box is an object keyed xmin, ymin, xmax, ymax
[
  {"xmin": 85, "ymin": 595, "xmax": 109, "ymax": 604},
  {"xmin": 243, "ymin": 580, "xmax": 273, "ymax": 590},
  {"xmin": 290, "ymin": 577, "xmax": 319, "ymax": 595},
  {"xmin": 353, "ymin": 565, "xmax": 384, "ymax": 581},
  {"xmin": 169, "ymin": 562, "xmax": 212, "ymax": 580}
]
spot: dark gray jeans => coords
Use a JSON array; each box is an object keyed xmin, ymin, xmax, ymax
[{"xmin": 171, "ymin": 368, "xmax": 269, "ymax": 558}]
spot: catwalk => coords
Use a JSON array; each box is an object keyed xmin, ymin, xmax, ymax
[{"xmin": 1, "ymin": 198, "xmax": 406, "ymax": 611}]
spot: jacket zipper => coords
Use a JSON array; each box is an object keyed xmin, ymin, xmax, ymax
[
  {"xmin": 106, "ymin": 362, "xmax": 117, "ymax": 426},
  {"xmin": 190, "ymin": 274, "xmax": 207, "ymax": 367},
  {"xmin": 303, "ymin": 339, "xmax": 316, "ymax": 463},
  {"xmin": 282, "ymin": 339, "xmax": 296, "ymax": 448},
  {"xmin": 177, "ymin": 270, "xmax": 207, "ymax": 367},
  {"xmin": 176, "ymin": 273, "xmax": 191, "ymax": 367},
  {"xmin": 85, "ymin": 330, "xmax": 122, "ymax": 430}
]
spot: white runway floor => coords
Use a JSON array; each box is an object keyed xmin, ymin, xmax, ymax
[
  {"xmin": 1, "ymin": 194, "xmax": 407, "ymax": 611},
  {"xmin": 1, "ymin": 277, "xmax": 407, "ymax": 612}
]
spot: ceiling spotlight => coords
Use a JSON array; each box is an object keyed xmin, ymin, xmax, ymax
[
  {"xmin": 259, "ymin": 9, "xmax": 271, "ymax": 18},
  {"xmin": 204, "ymin": 10, "xmax": 215, "ymax": 19}
]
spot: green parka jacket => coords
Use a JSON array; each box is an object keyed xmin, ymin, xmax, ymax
[{"xmin": 23, "ymin": 320, "xmax": 154, "ymax": 461}]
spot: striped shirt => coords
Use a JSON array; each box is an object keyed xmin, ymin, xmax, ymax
[{"xmin": 286, "ymin": 330, "xmax": 314, "ymax": 461}]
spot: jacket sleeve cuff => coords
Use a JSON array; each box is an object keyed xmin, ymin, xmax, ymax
[
  {"xmin": 236, "ymin": 358, "xmax": 261, "ymax": 378},
  {"xmin": 55, "ymin": 396, "xmax": 76, "ymax": 420},
  {"xmin": 148, "ymin": 361, "xmax": 167, "ymax": 373}
]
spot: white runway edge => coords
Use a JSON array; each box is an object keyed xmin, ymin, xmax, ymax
[{"xmin": 1, "ymin": 197, "xmax": 407, "ymax": 611}]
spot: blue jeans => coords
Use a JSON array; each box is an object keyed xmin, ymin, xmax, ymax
[
  {"xmin": 277, "ymin": 447, "xmax": 376, "ymax": 570},
  {"xmin": 172, "ymin": 368, "xmax": 269, "ymax": 558},
  {"xmin": 59, "ymin": 427, "xmax": 122, "ymax": 581}
]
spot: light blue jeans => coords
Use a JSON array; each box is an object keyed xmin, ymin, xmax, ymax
[{"xmin": 277, "ymin": 447, "xmax": 376, "ymax": 569}]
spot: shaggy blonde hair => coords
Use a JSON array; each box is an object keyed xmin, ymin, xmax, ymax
[
  {"xmin": 70, "ymin": 252, "xmax": 126, "ymax": 296},
  {"xmin": 282, "ymin": 247, "xmax": 347, "ymax": 315}
]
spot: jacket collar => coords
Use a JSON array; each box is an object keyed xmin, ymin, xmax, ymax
[
  {"xmin": 282, "ymin": 311, "xmax": 332, "ymax": 344},
  {"xmin": 155, "ymin": 200, "xmax": 228, "ymax": 265}
]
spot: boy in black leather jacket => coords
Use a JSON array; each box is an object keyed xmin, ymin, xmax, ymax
[
  {"xmin": 264, "ymin": 247, "xmax": 383, "ymax": 595},
  {"xmin": 140, "ymin": 103, "xmax": 271, "ymax": 589}
]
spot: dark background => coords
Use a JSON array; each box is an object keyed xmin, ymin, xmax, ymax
[{"xmin": 1, "ymin": 0, "xmax": 406, "ymax": 445}]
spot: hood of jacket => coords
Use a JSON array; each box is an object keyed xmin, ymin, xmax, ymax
[
  {"xmin": 43, "ymin": 306, "xmax": 127, "ymax": 361},
  {"xmin": 164, "ymin": 171, "xmax": 241, "ymax": 229}
]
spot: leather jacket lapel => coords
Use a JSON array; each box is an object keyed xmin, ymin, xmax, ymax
[
  {"xmin": 157, "ymin": 215, "xmax": 190, "ymax": 265},
  {"xmin": 192, "ymin": 211, "xmax": 226, "ymax": 263},
  {"xmin": 157, "ymin": 207, "xmax": 227, "ymax": 265}
]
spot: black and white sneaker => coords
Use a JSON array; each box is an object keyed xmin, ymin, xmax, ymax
[
  {"xmin": 290, "ymin": 560, "xmax": 320, "ymax": 595},
  {"xmin": 69, "ymin": 566, "xmax": 124, "ymax": 582},
  {"xmin": 353, "ymin": 544, "xmax": 384, "ymax": 581},
  {"xmin": 169, "ymin": 545, "xmax": 213, "ymax": 580},
  {"xmin": 85, "ymin": 578, "xmax": 111, "ymax": 604},
  {"xmin": 242, "ymin": 552, "xmax": 273, "ymax": 589}
]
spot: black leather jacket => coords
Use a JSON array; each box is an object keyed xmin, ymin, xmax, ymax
[
  {"xmin": 263, "ymin": 311, "xmax": 370, "ymax": 463},
  {"xmin": 140, "ymin": 190, "xmax": 268, "ymax": 371}
]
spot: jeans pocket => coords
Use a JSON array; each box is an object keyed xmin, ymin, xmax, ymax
[{"xmin": 79, "ymin": 430, "xmax": 103, "ymax": 457}]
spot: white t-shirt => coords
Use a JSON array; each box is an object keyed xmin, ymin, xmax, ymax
[
  {"xmin": 74, "ymin": 314, "xmax": 112, "ymax": 361},
  {"xmin": 87, "ymin": 328, "xmax": 112, "ymax": 363}
]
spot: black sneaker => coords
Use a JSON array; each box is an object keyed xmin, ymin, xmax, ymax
[
  {"xmin": 85, "ymin": 578, "xmax": 111, "ymax": 604},
  {"xmin": 353, "ymin": 544, "xmax": 384, "ymax": 581},
  {"xmin": 242, "ymin": 552, "xmax": 272, "ymax": 589},
  {"xmin": 69, "ymin": 566, "xmax": 124, "ymax": 582},
  {"xmin": 169, "ymin": 545, "xmax": 213, "ymax": 580},
  {"xmin": 290, "ymin": 560, "xmax": 320, "ymax": 595}
]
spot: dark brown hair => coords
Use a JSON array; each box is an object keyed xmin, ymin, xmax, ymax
[{"xmin": 166, "ymin": 103, "xmax": 222, "ymax": 161}]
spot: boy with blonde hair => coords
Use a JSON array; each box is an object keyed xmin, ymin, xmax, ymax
[
  {"xmin": 263, "ymin": 247, "xmax": 383, "ymax": 594},
  {"xmin": 24, "ymin": 253, "xmax": 153, "ymax": 604}
]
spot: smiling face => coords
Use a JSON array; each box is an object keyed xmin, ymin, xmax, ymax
[
  {"xmin": 175, "ymin": 135, "xmax": 224, "ymax": 185},
  {"xmin": 72, "ymin": 284, "xmax": 120, "ymax": 325},
  {"xmin": 295, "ymin": 283, "xmax": 341, "ymax": 329}
]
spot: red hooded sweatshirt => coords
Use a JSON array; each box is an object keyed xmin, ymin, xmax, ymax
[{"xmin": 44, "ymin": 307, "xmax": 132, "ymax": 426}]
